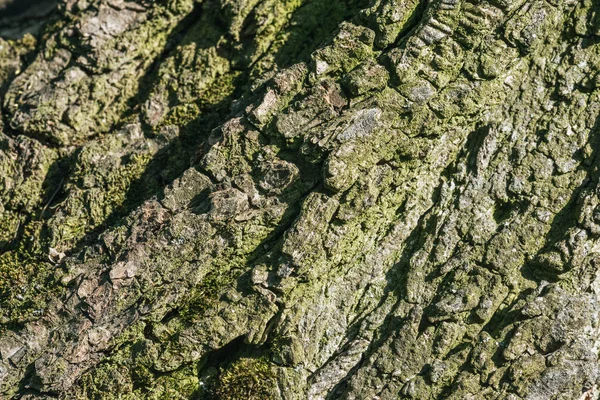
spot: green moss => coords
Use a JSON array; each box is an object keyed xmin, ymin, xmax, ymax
[
  {"xmin": 158, "ymin": 71, "xmax": 241, "ymax": 134},
  {"xmin": 201, "ymin": 72, "xmax": 242, "ymax": 107},
  {"xmin": 75, "ymin": 322, "xmax": 199, "ymax": 399},
  {"xmin": 150, "ymin": 367, "xmax": 200, "ymax": 400},
  {"xmin": 0, "ymin": 222, "xmax": 57, "ymax": 326},
  {"xmin": 270, "ymin": 0, "xmax": 371, "ymax": 67},
  {"xmin": 210, "ymin": 358, "xmax": 277, "ymax": 400},
  {"xmin": 0, "ymin": 212, "xmax": 20, "ymax": 245},
  {"xmin": 178, "ymin": 261, "xmax": 239, "ymax": 324},
  {"xmin": 3, "ymin": 1, "xmax": 197, "ymax": 145},
  {"xmin": 48, "ymin": 140, "xmax": 154, "ymax": 249},
  {"xmin": 359, "ymin": 0, "xmax": 423, "ymax": 49},
  {"xmin": 310, "ymin": 22, "xmax": 376, "ymax": 78},
  {"xmin": 76, "ymin": 363, "xmax": 137, "ymax": 400},
  {"xmin": 0, "ymin": 33, "xmax": 36, "ymax": 85}
]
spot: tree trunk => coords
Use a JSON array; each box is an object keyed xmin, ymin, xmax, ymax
[{"xmin": 1, "ymin": 0, "xmax": 600, "ymax": 398}]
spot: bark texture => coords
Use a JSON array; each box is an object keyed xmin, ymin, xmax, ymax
[{"xmin": 1, "ymin": 0, "xmax": 600, "ymax": 399}]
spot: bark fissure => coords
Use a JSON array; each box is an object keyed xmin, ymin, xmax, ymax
[{"xmin": 1, "ymin": 0, "xmax": 600, "ymax": 399}]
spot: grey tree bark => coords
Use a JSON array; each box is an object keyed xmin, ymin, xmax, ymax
[{"xmin": 1, "ymin": 0, "xmax": 600, "ymax": 399}]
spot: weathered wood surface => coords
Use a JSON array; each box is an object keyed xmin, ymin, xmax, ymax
[{"xmin": 1, "ymin": 0, "xmax": 600, "ymax": 398}]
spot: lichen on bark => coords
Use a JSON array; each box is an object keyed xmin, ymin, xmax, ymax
[{"xmin": 1, "ymin": 0, "xmax": 600, "ymax": 399}]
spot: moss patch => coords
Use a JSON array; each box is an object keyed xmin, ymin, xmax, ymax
[
  {"xmin": 209, "ymin": 358, "xmax": 277, "ymax": 400},
  {"xmin": 0, "ymin": 222, "xmax": 57, "ymax": 326}
]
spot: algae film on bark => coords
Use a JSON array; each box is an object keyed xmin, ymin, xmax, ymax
[{"xmin": 1, "ymin": 0, "xmax": 600, "ymax": 399}]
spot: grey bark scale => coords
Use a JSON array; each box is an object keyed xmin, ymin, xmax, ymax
[{"xmin": 0, "ymin": 0, "xmax": 599, "ymax": 399}]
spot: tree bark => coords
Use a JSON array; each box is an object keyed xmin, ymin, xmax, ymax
[{"xmin": 1, "ymin": 0, "xmax": 600, "ymax": 399}]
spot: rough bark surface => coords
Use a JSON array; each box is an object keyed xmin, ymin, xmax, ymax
[{"xmin": 1, "ymin": 0, "xmax": 600, "ymax": 399}]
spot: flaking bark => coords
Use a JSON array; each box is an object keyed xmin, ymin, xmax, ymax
[{"xmin": 1, "ymin": 0, "xmax": 600, "ymax": 399}]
